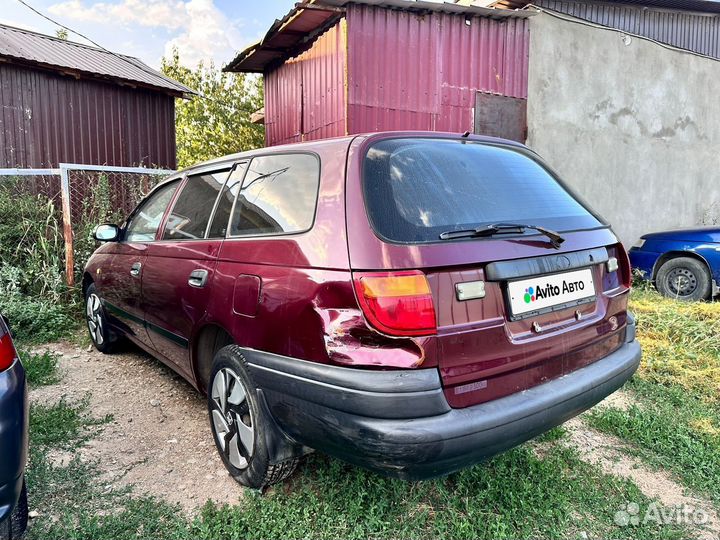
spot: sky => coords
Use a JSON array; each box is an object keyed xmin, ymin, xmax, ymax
[{"xmin": 3, "ymin": 0, "xmax": 298, "ymax": 69}]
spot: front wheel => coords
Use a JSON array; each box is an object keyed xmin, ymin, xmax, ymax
[
  {"xmin": 655, "ymin": 257, "xmax": 712, "ymax": 301},
  {"xmin": 208, "ymin": 345, "xmax": 297, "ymax": 489},
  {"xmin": 85, "ymin": 283, "xmax": 119, "ymax": 353}
]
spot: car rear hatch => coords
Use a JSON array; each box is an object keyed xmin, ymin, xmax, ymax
[{"xmin": 346, "ymin": 134, "xmax": 632, "ymax": 408}]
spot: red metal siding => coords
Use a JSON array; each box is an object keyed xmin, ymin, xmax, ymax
[
  {"xmin": 264, "ymin": 21, "xmax": 347, "ymax": 146},
  {"xmin": 346, "ymin": 5, "xmax": 529, "ymax": 134},
  {"xmin": 0, "ymin": 63, "xmax": 176, "ymax": 169}
]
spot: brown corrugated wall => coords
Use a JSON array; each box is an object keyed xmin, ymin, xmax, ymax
[{"xmin": 0, "ymin": 62, "xmax": 177, "ymax": 169}]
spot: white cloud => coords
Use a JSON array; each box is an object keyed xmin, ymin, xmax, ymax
[{"xmin": 48, "ymin": 0, "xmax": 244, "ymax": 67}]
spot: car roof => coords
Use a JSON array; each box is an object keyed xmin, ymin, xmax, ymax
[{"xmin": 173, "ymin": 131, "xmax": 528, "ymax": 178}]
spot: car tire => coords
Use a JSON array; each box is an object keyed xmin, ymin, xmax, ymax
[
  {"xmin": 85, "ymin": 283, "xmax": 119, "ymax": 353},
  {"xmin": 656, "ymin": 257, "xmax": 712, "ymax": 301},
  {"xmin": 0, "ymin": 480, "xmax": 28, "ymax": 540},
  {"xmin": 208, "ymin": 345, "xmax": 298, "ymax": 489}
]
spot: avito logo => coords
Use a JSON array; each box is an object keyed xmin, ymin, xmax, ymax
[{"xmin": 524, "ymin": 279, "xmax": 585, "ymax": 304}]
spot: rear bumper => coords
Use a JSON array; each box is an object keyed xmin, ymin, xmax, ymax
[
  {"xmin": 0, "ymin": 359, "xmax": 27, "ymax": 523},
  {"xmin": 248, "ymin": 322, "xmax": 641, "ymax": 479}
]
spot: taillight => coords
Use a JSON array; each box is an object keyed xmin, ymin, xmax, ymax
[
  {"xmin": 353, "ymin": 271, "xmax": 437, "ymax": 336},
  {"xmin": 0, "ymin": 332, "xmax": 17, "ymax": 372},
  {"xmin": 605, "ymin": 244, "xmax": 632, "ymax": 289}
]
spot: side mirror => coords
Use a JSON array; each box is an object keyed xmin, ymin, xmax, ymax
[{"xmin": 93, "ymin": 224, "xmax": 120, "ymax": 242}]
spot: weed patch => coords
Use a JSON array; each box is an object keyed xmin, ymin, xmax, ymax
[{"xmin": 18, "ymin": 348, "xmax": 61, "ymax": 387}]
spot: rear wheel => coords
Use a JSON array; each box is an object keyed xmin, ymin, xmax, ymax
[
  {"xmin": 656, "ymin": 257, "xmax": 711, "ymax": 301},
  {"xmin": 85, "ymin": 283, "xmax": 119, "ymax": 353},
  {"xmin": 0, "ymin": 480, "xmax": 28, "ymax": 540},
  {"xmin": 208, "ymin": 345, "xmax": 297, "ymax": 489}
]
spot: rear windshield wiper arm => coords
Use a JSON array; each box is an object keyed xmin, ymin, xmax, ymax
[{"xmin": 439, "ymin": 222, "xmax": 566, "ymax": 248}]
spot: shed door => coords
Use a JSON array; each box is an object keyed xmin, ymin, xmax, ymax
[{"xmin": 474, "ymin": 92, "xmax": 527, "ymax": 143}]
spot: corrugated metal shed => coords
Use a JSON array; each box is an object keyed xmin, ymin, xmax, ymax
[
  {"xmin": 227, "ymin": 0, "xmax": 531, "ymax": 146},
  {"xmin": 0, "ymin": 62, "xmax": 177, "ymax": 168},
  {"xmin": 224, "ymin": 0, "xmax": 533, "ymax": 73},
  {"xmin": 346, "ymin": 4, "xmax": 529, "ymax": 133},
  {"xmin": 0, "ymin": 24, "xmax": 194, "ymax": 96},
  {"xmin": 265, "ymin": 20, "xmax": 347, "ymax": 145}
]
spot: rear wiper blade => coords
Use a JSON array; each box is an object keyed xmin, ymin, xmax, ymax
[{"xmin": 439, "ymin": 222, "xmax": 565, "ymax": 248}]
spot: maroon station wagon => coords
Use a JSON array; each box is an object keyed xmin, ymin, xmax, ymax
[{"xmin": 84, "ymin": 132, "xmax": 641, "ymax": 488}]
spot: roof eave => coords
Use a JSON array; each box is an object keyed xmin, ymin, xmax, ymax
[{"xmin": 0, "ymin": 54, "xmax": 195, "ymax": 97}]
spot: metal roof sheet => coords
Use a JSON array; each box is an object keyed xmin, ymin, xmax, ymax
[
  {"xmin": 224, "ymin": 0, "xmax": 535, "ymax": 73},
  {"xmin": 493, "ymin": 0, "xmax": 720, "ymax": 13},
  {"xmin": 0, "ymin": 23, "xmax": 195, "ymax": 96}
]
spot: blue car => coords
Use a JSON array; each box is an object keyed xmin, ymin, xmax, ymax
[
  {"xmin": 629, "ymin": 227, "xmax": 720, "ymax": 301},
  {"xmin": 0, "ymin": 315, "xmax": 27, "ymax": 540}
]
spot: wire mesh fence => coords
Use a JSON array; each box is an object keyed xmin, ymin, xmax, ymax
[{"xmin": 0, "ymin": 164, "xmax": 173, "ymax": 287}]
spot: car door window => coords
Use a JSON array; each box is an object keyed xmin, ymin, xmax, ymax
[
  {"xmin": 207, "ymin": 162, "xmax": 248, "ymax": 238},
  {"xmin": 124, "ymin": 181, "xmax": 179, "ymax": 242},
  {"xmin": 162, "ymin": 170, "xmax": 231, "ymax": 241},
  {"xmin": 229, "ymin": 154, "xmax": 320, "ymax": 237}
]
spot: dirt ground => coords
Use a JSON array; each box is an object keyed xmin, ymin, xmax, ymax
[
  {"xmin": 28, "ymin": 341, "xmax": 720, "ymax": 537},
  {"xmin": 29, "ymin": 342, "xmax": 242, "ymax": 511}
]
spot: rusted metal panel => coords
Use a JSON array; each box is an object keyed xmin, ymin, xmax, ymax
[
  {"xmin": 264, "ymin": 20, "xmax": 347, "ymax": 146},
  {"xmin": 474, "ymin": 92, "xmax": 527, "ymax": 141},
  {"xmin": 0, "ymin": 63, "xmax": 176, "ymax": 169},
  {"xmin": 536, "ymin": 0, "xmax": 720, "ymax": 58},
  {"xmin": 346, "ymin": 4, "xmax": 529, "ymax": 135},
  {"xmin": 0, "ymin": 24, "xmax": 193, "ymax": 95}
]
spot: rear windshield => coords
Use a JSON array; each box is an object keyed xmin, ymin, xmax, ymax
[{"xmin": 362, "ymin": 138, "xmax": 603, "ymax": 244}]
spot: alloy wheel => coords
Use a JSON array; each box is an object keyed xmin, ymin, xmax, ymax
[
  {"xmin": 211, "ymin": 368, "xmax": 255, "ymax": 469},
  {"xmin": 86, "ymin": 293, "xmax": 105, "ymax": 346}
]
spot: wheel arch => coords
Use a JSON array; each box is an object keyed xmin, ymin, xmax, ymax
[
  {"xmin": 651, "ymin": 250, "xmax": 712, "ymax": 281},
  {"xmin": 81, "ymin": 272, "xmax": 94, "ymax": 297},
  {"xmin": 192, "ymin": 323, "xmax": 235, "ymax": 394}
]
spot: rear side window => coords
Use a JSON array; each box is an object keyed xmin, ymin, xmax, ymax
[
  {"xmin": 363, "ymin": 138, "xmax": 602, "ymax": 244},
  {"xmin": 163, "ymin": 170, "xmax": 230, "ymax": 240},
  {"xmin": 207, "ymin": 162, "xmax": 248, "ymax": 238},
  {"xmin": 229, "ymin": 153, "xmax": 319, "ymax": 237}
]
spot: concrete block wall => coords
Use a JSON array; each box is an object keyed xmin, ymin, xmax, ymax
[{"xmin": 526, "ymin": 10, "xmax": 720, "ymax": 246}]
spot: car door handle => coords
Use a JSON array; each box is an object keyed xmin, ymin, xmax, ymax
[
  {"xmin": 130, "ymin": 262, "xmax": 142, "ymax": 277},
  {"xmin": 188, "ymin": 269, "xmax": 209, "ymax": 288}
]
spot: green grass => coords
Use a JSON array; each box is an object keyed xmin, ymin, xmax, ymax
[
  {"xmin": 29, "ymin": 396, "xmax": 112, "ymax": 449},
  {"xmin": 26, "ymin": 403, "xmax": 689, "ymax": 540},
  {"xmin": 18, "ymin": 348, "xmax": 61, "ymax": 387},
  {"xmin": 587, "ymin": 378, "xmax": 720, "ymax": 505},
  {"xmin": 184, "ymin": 448, "xmax": 687, "ymax": 540},
  {"xmin": 23, "ymin": 286, "xmax": 710, "ymax": 539},
  {"xmin": 584, "ymin": 288, "xmax": 720, "ymax": 504}
]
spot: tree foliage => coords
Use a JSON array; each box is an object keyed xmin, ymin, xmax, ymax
[{"xmin": 161, "ymin": 49, "xmax": 265, "ymax": 169}]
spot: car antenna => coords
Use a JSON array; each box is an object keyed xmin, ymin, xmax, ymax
[{"xmin": 461, "ymin": 130, "xmax": 471, "ymax": 138}]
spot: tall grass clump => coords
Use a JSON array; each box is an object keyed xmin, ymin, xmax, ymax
[{"xmin": 0, "ymin": 179, "xmax": 76, "ymax": 342}]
